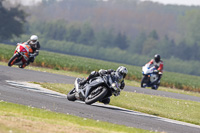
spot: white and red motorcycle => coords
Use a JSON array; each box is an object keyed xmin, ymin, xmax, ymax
[{"xmin": 8, "ymin": 43, "xmax": 33, "ymax": 68}]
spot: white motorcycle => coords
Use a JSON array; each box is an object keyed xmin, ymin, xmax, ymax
[{"xmin": 141, "ymin": 64, "xmax": 159, "ymax": 90}]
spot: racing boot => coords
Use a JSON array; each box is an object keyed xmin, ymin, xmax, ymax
[
  {"xmin": 79, "ymin": 71, "xmax": 99, "ymax": 85},
  {"xmin": 19, "ymin": 63, "xmax": 26, "ymax": 68},
  {"xmin": 26, "ymin": 60, "xmax": 30, "ymax": 66},
  {"xmin": 100, "ymin": 97, "xmax": 110, "ymax": 105}
]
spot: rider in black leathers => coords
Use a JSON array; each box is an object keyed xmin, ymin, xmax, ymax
[{"xmin": 79, "ymin": 66, "xmax": 128, "ymax": 104}]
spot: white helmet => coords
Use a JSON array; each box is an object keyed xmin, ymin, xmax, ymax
[
  {"xmin": 116, "ymin": 66, "xmax": 128, "ymax": 78},
  {"xmin": 30, "ymin": 35, "xmax": 38, "ymax": 45}
]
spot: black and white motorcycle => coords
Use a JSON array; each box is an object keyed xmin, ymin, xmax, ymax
[
  {"xmin": 67, "ymin": 75, "xmax": 121, "ymax": 105},
  {"xmin": 141, "ymin": 64, "xmax": 159, "ymax": 90}
]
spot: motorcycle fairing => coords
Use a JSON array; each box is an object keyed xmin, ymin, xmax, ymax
[
  {"xmin": 84, "ymin": 77, "xmax": 105, "ymax": 98},
  {"xmin": 19, "ymin": 44, "xmax": 28, "ymax": 53},
  {"xmin": 15, "ymin": 44, "xmax": 32, "ymax": 62},
  {"xmin": 150, "ymin": 74, "xmax": 158, "ymax": 83},
  {"xmin": 142, "ymin": 64, "xmax": 159, "ymax": 85}
]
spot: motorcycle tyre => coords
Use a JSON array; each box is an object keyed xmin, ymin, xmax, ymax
[
  {"xmin": 152, "ymin": 84, "xmax": 159, "ymax": 90},
  {"xmin": 85, "ymin": 87, "xmax": 107, "ymax": 105},
  {"xmin": 8, "ymin": 54, "xmax": 19, "ymax": 67},
  {"xmin": 19, "ymin": 65, "xmax": 25, "ymax": 69},
  {"xmin": 141, "ymin": 76, "xmax": 148, "ymax": 88},
  {"xmin": 67, "ymin": 88, "xmax": 76, "ymax": 101}
]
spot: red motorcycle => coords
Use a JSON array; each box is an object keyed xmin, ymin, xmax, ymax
[{"xmin": 8, "ymin": 43, "xmax": 33, "ymax": 68}]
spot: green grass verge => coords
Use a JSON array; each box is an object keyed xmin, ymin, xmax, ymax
[
  {"xmin": 1, "ymin": 59, "xmax": 200, "ymax": 98},
  {"xmin": 0, "ymin": 101, "xmax": 152, "ymax": 133},
  {"xmin": 37, "ymin": 83, "xmax": 200, "ymax": 126},
  {"xmin": 1, "ymin": 43, "xmax": 200, "ymax": 92}
]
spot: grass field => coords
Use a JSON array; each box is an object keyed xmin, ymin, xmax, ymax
[
  {"xmin": 1, "ymin": 43, "xmax": 200, "ymax": 132},
  {"xmin": 1, "ymin": 43, "xmax": 200, "ymax": 92},
  {"xmin": 38, "ymin": 83, "xmax": 200, "ymax": 126},
  {"xmin": 1, "ymin": 60, "xmax": 200, "ymax": 97},
  {"xmin": 0, "ymin": 101, "xmax": 152, "ymax": 133}
]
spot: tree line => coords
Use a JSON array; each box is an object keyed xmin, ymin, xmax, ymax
[
  {"xmin": 24, "ymin": 0, "xmax": 200, "ymax": 61},
  {"xmin": 28, "ymin": 20, "xmax": 129, "ymax": 50},
  {"xmin": 10, "ymin": 19, "xmax": 200, "ymax": 76},
  {"xmin": 26, "ymin": 20, "xmax": 200, "ymax": 61},
  {"xmin": 2, "ymin": 0, "xmax": 200, "ymax": 76},
  {"xmin": 0, "ymin": 0, "xmax": 26, "ymax": 41}
]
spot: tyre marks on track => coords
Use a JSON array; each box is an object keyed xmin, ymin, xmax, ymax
[{"xmin": 6, "ymin": 80, "xmax": 67, "ymax": 98}]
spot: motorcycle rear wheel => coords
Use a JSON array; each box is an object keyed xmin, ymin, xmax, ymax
[
  {"xmin": 151, "ymin": 84, "xmax": 159, "ymax": 90},
  {"xmin": 67, "ymin": 88, "xmax": 76, "ymax": 101},
  {"xmin": 85, "ymin": 87, "xmax": 107, "ymax": 105},
  {"xmin": 8, "ymin": 54, "xmax": 19, "ymax": 67}
]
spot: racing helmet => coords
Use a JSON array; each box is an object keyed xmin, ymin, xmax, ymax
[
  {"xmin": 30, "ymin": 35, "xmax": 38, "ymax": 48},
  {"xmin": 154, "ymin": 54, "xmax": 160, "ymax": 63},
  {"xmin": 116, "ymin": 66, "xmax": 128, "ymax": 78}
]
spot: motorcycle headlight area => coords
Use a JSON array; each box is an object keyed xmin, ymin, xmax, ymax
[{"xmin": 112, "ymin": 83, "xmax": 119, "ymax": 91}]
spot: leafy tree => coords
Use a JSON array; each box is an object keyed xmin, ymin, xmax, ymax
[
  {"xmin": 65, "ymin": 25, "xmax": 81, "ymax": 43},
  {"xmin": 45, "ymin": 20, "xmax": 67, "ymax": 40},
  {"xmin": 148, "ymin": 30, "xmax": 159, "ymax": 40},
  {"xmin": 29, "ymin": 20, "xmax": 67, "ymax": 41},
  {"xmin": 0, "ymin": 0, "xmax": 27, "ymax": 41},
  {"xmin": 77, "ymin": 23, "xmax": 95, "ymax": 45},
  {"xmin": 157, "ymin": 35, "xmax": 176, "ymax": 59},
  {"xmin": 179, "ymin": 9, "xmax": 200, "ymax": 45},
  {"xmin": 129, "ymin": 32, "xmax": 146, "ymax": 54},
  {"xmin": 141, "ymin": 38, "xmax": 158, "ymax": 55},
  {"xmin": 191, "ymin": 42, "xmax": 200, "ymax": 60},
  {"xmin": 95, "ymin": 29, "xmax": 115, "ymax": 47},
  {"xmin": 114, "ymin": 32, "xmax": 129, "ymax": 50},
  {"xmin": 175, "ymin": 40, "xmax": 190, "ymax": 60}
]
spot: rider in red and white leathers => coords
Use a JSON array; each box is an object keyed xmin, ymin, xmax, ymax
[
  {"xmin": 19, "ymin": 35, "xmax": 40, "ymax": 68},
  {"xmin": 146, "ymin": 54, "xmax": 163, "ymax": 85}
]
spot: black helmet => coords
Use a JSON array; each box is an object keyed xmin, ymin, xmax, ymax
[{"xmin": 154, "ymin": 54, "xmax": 160, "ymax": 63}]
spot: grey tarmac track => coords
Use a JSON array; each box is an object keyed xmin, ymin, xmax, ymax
[{"xmin": 0, "ymin": 65, "xmax": 200, "ymax": 133}]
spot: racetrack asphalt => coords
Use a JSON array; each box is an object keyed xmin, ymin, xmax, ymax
[{"xmin": 0, "ymin": 65, "xmax": 200, "ymax": 133}]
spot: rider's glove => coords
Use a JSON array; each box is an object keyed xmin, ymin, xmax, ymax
[
  {"xmin": 120, "ymin": 82, "xmax": 125, "ymax": 90},
  {"xmin": 29, "ymin": 53, "xmax": 34, "ymax": 57},
  {"xmin": 29, "ymin": 53, "xmax": 37, "ymax": 58},
  {"xmin": 33, "ymin": 53, "xmax": 38, "ymax": 56},
  {"xmin": 114, "ymin": 90, "xmax": 120, "ymax": 96}
]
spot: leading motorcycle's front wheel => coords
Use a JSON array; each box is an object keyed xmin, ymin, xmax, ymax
[
  {"xmin": 8, "ymin": 54, "xmax": 19, "ymax": 67},
  {"xmin": 67, "ymin": 88, "xmax": 76, "ymax": 101},
  {"xmin": 141, "ymin": 76, "xmax": 149, "ymax": 88},
  {"xmin": 85, "ymin": 87, "xmax": 107, "ymax": 105}
]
